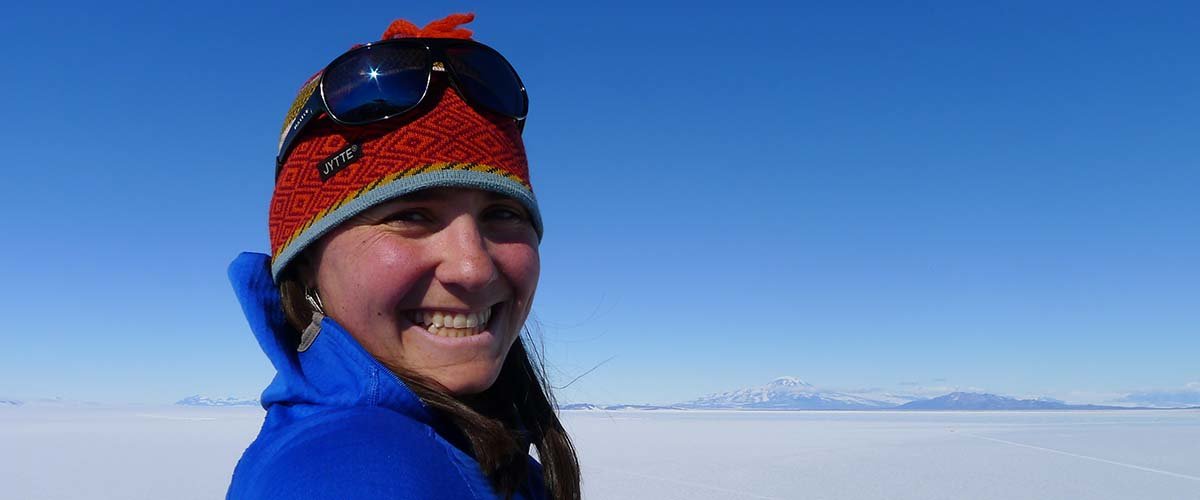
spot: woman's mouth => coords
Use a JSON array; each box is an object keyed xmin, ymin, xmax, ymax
[{"xmin": 406, "ymin": 305, "xmax": 496, "ymax": 338}]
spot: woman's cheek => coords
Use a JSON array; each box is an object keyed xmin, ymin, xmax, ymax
[
  {"xmin": 500, "ymin": 244, "xmax": 540, "ymax": 324},
  {"xmin": 501, "ymin": 244, "xmax": 540, "ymax": 293},
  {"xmin": 356, "ymin": 230, "xmax": 429, "ymax": 281}
]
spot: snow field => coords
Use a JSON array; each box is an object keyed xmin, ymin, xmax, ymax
[
  {"xmin": 563, "ymin": 410, "xmax": 1200, "ymax": 499},
  {"xmin": 2, "ymin": 407, "xmax": 1197, "ymax": 499}
]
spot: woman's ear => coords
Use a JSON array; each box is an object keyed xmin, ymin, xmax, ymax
[{"xmin": 277, "ymin": 250, "xmax": 323, "ymax": 335}]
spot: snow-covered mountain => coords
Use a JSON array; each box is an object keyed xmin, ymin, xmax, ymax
[
  {"xmin": 558, "ymin": 403, "xmax": 602, "ymax": 411},
  {"xmin": 9, "ymin": 397, "xmax": 103, "ymax": 408},
  {"xmin": 600, "ymin": 404, "xmax": 684, "ymax": 411},
  {"xmin": 175, "ymin": 395, "xmax": 259, "ymax": 407},
  {"xmin": 678, "ymin": 376, "xmax": 901, "ymax": 410},
  {"xmin": 1115, "ymin": 387, "xmax": 1200, "ymax": 408},
  {"xmin": 558, "ymin": 403, "xmax": 684, "ymax": 411},
  {"xmin": 896, "ymin": 392, "xmax": 1124, "ymax": 410}
]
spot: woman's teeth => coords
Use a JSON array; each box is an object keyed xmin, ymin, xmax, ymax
[{"xmin": 408, "ymin": 308, "xmax": 493, "ymax": 338}]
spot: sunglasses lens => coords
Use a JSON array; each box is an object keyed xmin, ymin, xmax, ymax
[
  {"xmin": 445, "ymin": 44, "xmax": 527, "ymax": 119},
  {"xmin": 322, "ymin": 45, "xmax": 430, "ymax": 124}
]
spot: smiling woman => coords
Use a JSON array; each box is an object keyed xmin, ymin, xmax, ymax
[{"xmin": 226, "ymin": 13, "xmax": 579, "ymax": 500}]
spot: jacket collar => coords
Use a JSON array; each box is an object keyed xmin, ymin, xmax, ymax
[{"xmin": 227, "ymin": 252, "xmax": 432, "ymax": 422}]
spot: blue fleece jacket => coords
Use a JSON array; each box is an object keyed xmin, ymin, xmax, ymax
[{"xmin": 225, "ymin": 252, "xmax": 547, "ymax": 500}]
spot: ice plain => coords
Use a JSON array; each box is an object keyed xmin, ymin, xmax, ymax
[{"xmin": 2, "ymin": 406, "xmax": 1197, "ymax": 499}]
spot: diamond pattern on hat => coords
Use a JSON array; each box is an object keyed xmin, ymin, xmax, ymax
[{"xmin": 268, "ymin": 87, "xmax": 536, "ymax": 279}]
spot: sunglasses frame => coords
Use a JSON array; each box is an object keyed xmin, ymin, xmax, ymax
[{"xmin": 276, "ymin": 37, "xmax": 528, "ymax": 175}]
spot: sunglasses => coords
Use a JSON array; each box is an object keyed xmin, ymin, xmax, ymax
[{"xmin": 276, "ymin": 38, "xmax": 528, "ymax": 176}]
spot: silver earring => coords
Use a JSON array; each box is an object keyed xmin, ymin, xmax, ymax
[{"xmin": 304, "ymin": 286, "xmax": 326, "ymax": 315}]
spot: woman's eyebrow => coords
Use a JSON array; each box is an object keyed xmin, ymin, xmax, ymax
[
  {"xmin": 393, "ymin": 189, "xmax": 450, "ymax": 203},
  {"xmin": 483, "ymin": 191, "xmax": 517, "ymax": 202},
  {"xmin": 385, "ymin": 189, "xmax": 515, "ymax": 206}
]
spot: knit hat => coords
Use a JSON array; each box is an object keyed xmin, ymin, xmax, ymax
[{"xmin": 268, "ymin": 13, "xmax": 541, "ymax": 280}]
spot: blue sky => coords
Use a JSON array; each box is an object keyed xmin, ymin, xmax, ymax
[{"xmin": 1, "ymin": 2, "xmax": 1196, "ymax": 406}]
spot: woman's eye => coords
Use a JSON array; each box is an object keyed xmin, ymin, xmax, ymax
[
  {"xmin": 486, "ymin": 206, "xmax": 527, "ymax": 222},
  {"xmin": 384, "ymin": 210, "xmax": 431, "ymax": 224}
]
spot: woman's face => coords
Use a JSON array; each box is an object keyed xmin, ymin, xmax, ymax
[{"xmin": 305, "ymin": 187, "xmax": 540, "ymax": 395}]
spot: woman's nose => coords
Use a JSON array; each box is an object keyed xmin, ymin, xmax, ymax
[{"xmin": 434, "ymin": 215, "xmax": 499, "ymax": 292}]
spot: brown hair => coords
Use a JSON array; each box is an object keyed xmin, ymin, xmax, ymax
[{"xmin": 278, "ymin": 275, "xmax": 581, "ymax": 500}]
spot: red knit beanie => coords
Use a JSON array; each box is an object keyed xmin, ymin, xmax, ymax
[{"xmin": 268, "ymin": 13, "xmax": 540, "ymax": 280}]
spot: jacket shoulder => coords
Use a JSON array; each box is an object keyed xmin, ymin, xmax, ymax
[
  {"xmin": 229, "ymin": 407, "xmax": 480, "ymax": 500},
  {"xmin": 525, "ymin": 455, "xmax": 549, "ymax": 500}
]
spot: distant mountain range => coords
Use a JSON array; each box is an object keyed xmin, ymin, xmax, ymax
[
  {"xmin": 175, "ymin": 395, "xmax": 259, "ymax": 407},
  {"xmin": 558, "ymin": 403, "xmax": 601, "ymax": 411},
  {"xmin": 560, "ymin": 403, "xmax": 684, "ymax": 411},
  {"xmin": 14, "ymin": 378, "xmax": 1198, "ymax": 411},
  {"xmin": 2, "ymin": 396, "xmax": 261, "ymax": 408},
  {"xmin": 677, "ymin": 376, "xmax": 898, "ymax": 410},
  {"xmin": 895, "ymin": 392, "xmax": 1126, "ymax": 410},
  {"xmin": 0, "ymin": 397, "xmax": 102, "ymax": 408},
  {"xmin": 559, "ymin": 376, "xmax": 1180, "ymax": 411}
]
